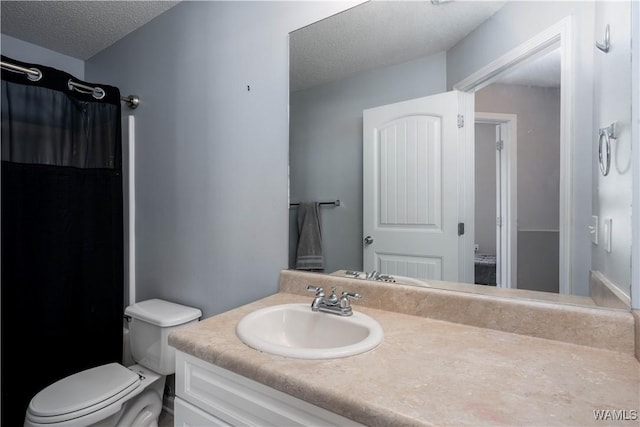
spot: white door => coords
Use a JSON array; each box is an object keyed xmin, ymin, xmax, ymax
[{"xmin": 363, "ymin": 91, "xmax": 474, "ymax": 282}]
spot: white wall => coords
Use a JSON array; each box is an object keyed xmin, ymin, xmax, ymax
[
  {"xmin": 448, "ymin": 1, "xmax": 595, "ymax": 295},
  {"xmin": 85, "ymin": 1, "xmax": 362, "ymax": 318},
  {"xmin": 0, "ymin": 34, "xmax": 84, "ymax": 79},
  {"xmin": 591, "ymin": 0, "xmax": 633, "ymax": 297},
  {"xmin": 289, "ymin": 53, "xmax": 447, "ymax": 274}
]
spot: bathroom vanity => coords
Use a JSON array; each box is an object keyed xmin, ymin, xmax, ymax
[
  {"xmin": 173, "ymin": 349, "xmax": 364, "ymax": 426},
  {"xmin": 168, "ymin": 271, "xmax": 640, "ymax": 426}
]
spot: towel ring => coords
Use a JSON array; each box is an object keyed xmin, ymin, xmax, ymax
[{"xmin": 598, "ymin": 122, "xmax": 617, "ymax": 176}]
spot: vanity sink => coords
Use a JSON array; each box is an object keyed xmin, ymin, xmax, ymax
[{"xmin": 236, "ymin": 303, "xmax": 383, "ymax": 359}]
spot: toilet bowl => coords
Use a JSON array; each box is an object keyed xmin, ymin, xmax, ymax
[{"xmin": 24, "ymin": 299, "xmax": 201, "ymax": 427}]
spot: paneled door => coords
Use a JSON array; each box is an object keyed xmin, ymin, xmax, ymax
[{"xmin": 363, "ymin": 91, "xmax": 473, "ymax": 282}]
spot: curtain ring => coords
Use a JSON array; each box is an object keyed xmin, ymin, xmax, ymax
[
  {"xmin": 92, "ymin": 87, "xmax": 106, "ymax": 100},
  {"xmin": 67, "ymin": 79, "xmax": 106, "ymax": 100},
  {"xmin": 598, "ymin": 129, "xmax": 611, "ymax": 176},
  {"xmin": 26, "ymin": 68, "xmax": 42, "ymax": 81}
]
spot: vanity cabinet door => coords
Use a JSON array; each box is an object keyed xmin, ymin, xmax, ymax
[
  {"xmin": 174, "ymin": 397, "xmax": 231, "ymax": 427},
  {"xmin": 175, "ymin": 350, "xmax": 364, "ymax": 426}
]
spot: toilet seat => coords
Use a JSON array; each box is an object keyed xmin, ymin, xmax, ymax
[{"xmin": 26, "ymin": 363, "xmax": 141, "ymax": 424}]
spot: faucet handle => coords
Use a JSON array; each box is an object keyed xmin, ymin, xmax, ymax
[
  {"xmin": 340, "ymin": 291, "xmax": 362, "ymax": 309},
  {"xmin": 306, "ymin": 285, "xmax": 324, "ymax": 296},
  {"xmin": 341, "ymin": 291, "xmax": 361, "ymax": 300}
]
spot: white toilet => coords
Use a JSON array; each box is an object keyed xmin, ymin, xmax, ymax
[{"xmin": 24, "ymin": 299, "xmax": 202, "ymax": 427}]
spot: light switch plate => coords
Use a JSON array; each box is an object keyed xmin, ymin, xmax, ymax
[
  {"xmin": 590, "ymin": 215, "xmax": 598, "ymax": 244},
  {"xmin": 603, "ymin": 218, "xmax": 612, "ymax": 253}
]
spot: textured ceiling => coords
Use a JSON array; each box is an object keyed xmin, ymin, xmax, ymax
[
  {"xmin": 290, "ymin": 1, "xmax": 507, "ymax": 91},
  {"xmin": 0, "ymin": 1, "xmax": 181, "ymax": 60},
  {"xmin": 1, "ymin": 0, "xmax": 556, "ymax": 89},
  {"xmin": 495, "ymin": 47, "xmax": 561, "ymax": 88}
]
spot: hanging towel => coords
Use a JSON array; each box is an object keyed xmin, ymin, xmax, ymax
[{"xmin": 296, "ymin": 202, "xmax": 324, "ymax": 271}]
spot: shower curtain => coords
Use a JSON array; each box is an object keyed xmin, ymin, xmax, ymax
[{"xmin": 1, "ymin": 55, "xmax": 124, "ymax": 425}]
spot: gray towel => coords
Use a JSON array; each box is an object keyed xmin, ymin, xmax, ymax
[{"xmin": 295, "ymin": 202, "xmax": 324, "ymax": 271}]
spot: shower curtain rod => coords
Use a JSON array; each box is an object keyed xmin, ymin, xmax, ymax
[{"xmin": 1, "ymin": 60, "xmax": 140, "ymax": 109}]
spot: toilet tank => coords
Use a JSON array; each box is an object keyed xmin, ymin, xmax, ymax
[{"xmin": 124, "ymin": 299, "xmax": 202, "ymax": 375}]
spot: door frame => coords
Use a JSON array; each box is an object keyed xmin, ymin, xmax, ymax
[
  {"xmin": 126, "ymin": 115, "xmax": 136, "ymax": 306},
  {"xmin": 454, "ymin": 17, "xmax": 573, "ymax": 294},
  {"xmin": 475, "ymin": 113, "xmax": 518, "ymax": 289},
  {"xmin": 458, "ymin": 91, "xmax": 476, "ymax": 284},
  {"xmin": 631, "ymin": 0, "xmax": 640, "ymax": 309}
]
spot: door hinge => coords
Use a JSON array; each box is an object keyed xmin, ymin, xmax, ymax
[
  {"xmin": 458, "ymin": 222, "xmax": 465, "ymax": 236},
  {"xmin": 497, "ymin": 216, "xmax": 503, "ymax": 227},
  {"xmin": 457, "ymin": 114, "xmax": 464, "ymax": 128},
  {"xmin": 496, "ymin": 140, "xmax": 504, "ymax": 151}
]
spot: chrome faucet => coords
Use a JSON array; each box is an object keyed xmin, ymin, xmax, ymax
[
  {"xmin": 306, "ymin": 285, "xmax": 362, "ymax": 316},
  {"xmin": 307, "ymin": 285, "xmax": 326, "ymax": 311},
  {"xmin": 376, "ymin": 273, "xmax": 395, "ymax": 282},
  {"xmin": 363, "ymin": 271, "xmax": 397, "ymax": 282}
]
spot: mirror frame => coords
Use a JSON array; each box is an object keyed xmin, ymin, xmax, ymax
[
  {"xmin": 632, "ymin": 0, "xmax": 639, "ymax": 310},
  {"xmin": 289, "ymin": 2, "xmax": 640, "ymax": 310}
]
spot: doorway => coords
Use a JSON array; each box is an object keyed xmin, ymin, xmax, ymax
[
  {"xmin": 473, "ymin": 48, "xmax": 562, "ymax": 294},
  {"xmin": 474, "ymin": 113, "xmax": 517, "ymax": 289},
  {"xmin": 456, "ymin": 17, "xmax": 571, "ymax": 294}
]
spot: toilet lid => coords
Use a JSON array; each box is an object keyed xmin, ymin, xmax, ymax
[{"xmin": 29, "ymin": 363, "xmax": 141, "ymax": 419}]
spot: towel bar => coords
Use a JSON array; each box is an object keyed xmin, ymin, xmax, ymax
[{"xmin": 290, "ymin": 200, "xmax": 340, "ymax": 207}]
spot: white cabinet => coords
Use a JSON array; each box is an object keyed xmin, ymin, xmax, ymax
[
  {"xmin": 174, "ymin": 351, "xmax": 364, "ymax": 427},
  {"xmin": 174, "ymin": 398, "xmax": 231, "ymax": 427}
]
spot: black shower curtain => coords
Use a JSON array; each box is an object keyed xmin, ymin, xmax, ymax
[{"xmin": 1, "ymin": 55, "xmax": 124, "ymax": 425}]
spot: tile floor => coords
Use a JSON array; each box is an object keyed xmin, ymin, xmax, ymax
[{"xmin": 158, "ymin": 410, "xmax": 174, "ymax": 427}]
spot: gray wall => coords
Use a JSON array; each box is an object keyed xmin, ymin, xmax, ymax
[
  {"xmin": 447, "ymin": 1, "xmax": 594, "ymax": 295},
  {"xmin": 1, "ymin": 33, "xmax": 84, "ymax": 79},
  {"xmin": 85, "ymin": 1, "xmax": 359, "ymax": 318},
  {"xmin": 592, "ymin": 0, "xmax": 632, "ymax": 297},
  {"xmin": 474, "ymin": 123, "xmax": 497, "ymax": 256},
  {"xmin": 476, "ymin": 83, "xmax": 561, "ymax": 293},
  {"xmin": 7, "ymin": 0, "xmax": 630, "ymax": 308},
  {"xmin": 289, "ymin": 53, "xmax": 447, "ymax": 274}
]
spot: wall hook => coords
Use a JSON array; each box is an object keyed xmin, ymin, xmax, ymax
[{"xmin": 595, "ymin": 24, "xmax": 610, "ymax": 53}]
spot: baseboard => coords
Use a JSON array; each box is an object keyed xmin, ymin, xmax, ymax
[{"xmin": 590, "ymin": 270, "xmax": 630, "ymax": 310}]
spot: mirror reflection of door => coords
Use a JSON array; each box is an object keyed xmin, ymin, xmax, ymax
[
  {"xmin": 362, "ymin": 91, "xmax": 472, "ymax": 283},
  {"xmin": 474, "ymin": 48, "xmax": 561, "ymax": 293}
]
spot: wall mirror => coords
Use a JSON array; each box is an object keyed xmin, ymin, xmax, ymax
[{"xmin": 289, "ymin": 0, "xmax": 633, "ymax": 311}]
